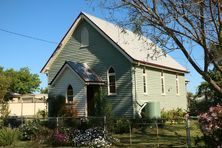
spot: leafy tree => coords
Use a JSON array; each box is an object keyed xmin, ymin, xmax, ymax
[
  {"xmin": 0, "ymin": 67, "xmax": 41, "ymax": 102},
  {"xmin": 93, "ymin": 0, "xmax": 222, "ymax": 96},
  {"xmin": 0, "ymin": 69, "xmax": 11, "ymax": 101},
  {"xmin": 189, "ymin": 69, "xmax": 222, "ymax": 115},
  {"xmin": 40, "ymin": 87, "xmax": 48, "ymax": 94},
  {"xmin": 4, "ymin": 67, "xmax": 41, "ymax": 95}
]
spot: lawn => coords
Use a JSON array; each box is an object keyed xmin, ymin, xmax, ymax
[{"xmin": 112, "ymin": 120, "xmax": 204, "ymax": 147}]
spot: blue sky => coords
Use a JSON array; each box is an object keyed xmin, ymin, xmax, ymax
[{"xmin": 0, "ymin": 0, "xmax": 203, "ymax": 93}]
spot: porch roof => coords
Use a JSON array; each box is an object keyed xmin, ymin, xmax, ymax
[{"xmin": 49, "ymin": 61, "xmax": 105, "ymax": 85}]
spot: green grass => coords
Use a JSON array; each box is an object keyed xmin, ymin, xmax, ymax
[{"xmin": 112, "ymin": 120, "xmax": 205, "ymax": 147}]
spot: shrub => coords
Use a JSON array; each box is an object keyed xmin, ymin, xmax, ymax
[
  {"xmin": 113, "ymin": 118, "xmax": 129, "ymax": 134},
  {"xmin": 0, "ymin": 127, "xmax": 18, "ymax": 146},
  {"xmin": 19, "ymin": 119, "xmax": 41, "ymax": 140},
  {"xmin": 198, "ymin": 104, "xmax": 222, "ymax": 147},
  {"xmin": 48, "ymin": 95, "xmax": 66, "ymax": 117},
  {"xmin": 71, "ymin": 127, "xmax": 116, "ymax": 147},
  {"xmin": 3, "ymin": 116, "xmax": 23, "ymax": 128},
  {"xmin": 161, "ymin": 108, "xmax": 186, "ymax": 123},
  {"xmin": 51, "ymin": 128, "xmax": 70, "ymax": 146},
  {"xmin": 36, "ymin": 109, "xmax": 48, "ymax": 118}
]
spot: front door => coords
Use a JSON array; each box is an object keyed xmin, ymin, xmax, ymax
[{"xmin": 87, "ymin": 85, "xmax": 100, "ymax": 116}]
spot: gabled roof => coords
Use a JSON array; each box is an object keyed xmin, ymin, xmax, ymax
[
  {"xmin": 50, "ymin": 61, "xmax": 104, "ymax": 85},
  {"xmin": 41, "ymin": 12, "xmax": 187, "ymax": 73}
]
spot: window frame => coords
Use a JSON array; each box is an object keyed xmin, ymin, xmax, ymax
[
  {"xmin": 142, "ymin": 68, "xmax": 148, "ymax": 94},
  {"xmin": 80, "ymin": 27, "xmax": 89, "ymax": 48},
  {"xmin": 176, "ymin": 74, "xmax": 180, "ymax": 95},
  {"xmin": 161, "ymin": 70, "xmax": 165, "ymax": 95},
  {"xmin": 107, "ymin": 67, "xmax": 117, "ymax": 96},
  {"xmin": 66, "ymin": 85, "xmax": 74, "ymax": 103}
]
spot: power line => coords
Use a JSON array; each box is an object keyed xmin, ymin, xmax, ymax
[{"xmin": 0, "ymin": 28, "xmax": 58, "ymax": 44}]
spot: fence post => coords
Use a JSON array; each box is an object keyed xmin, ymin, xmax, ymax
[
  {"xmin": 128, "ymin": 120, "xmax": 132, "ymax": 145},
  {"xmin": 56, "ymin": 117, "xmax": 59, "ymax": 132},
  {"xmin": 185, "ymin": 115, "xmax": 191, "ymax": 147},
  {"xmin": 155, "ymin": 119, "xmax": 159, "ymax": 148}
]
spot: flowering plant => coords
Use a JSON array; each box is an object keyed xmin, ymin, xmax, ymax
[
  {"xmin": 51, "ymin": 128, "xmax": 70, "ymax": 146},
  {"xmin": 198, "ymin": 104, "xmax": 222, "ymax": 147}
]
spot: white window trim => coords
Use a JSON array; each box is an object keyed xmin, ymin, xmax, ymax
[
  {"xmin": 161, "ymin": 71, "xmax": 165, "ymax": 95},
  {"xmin": 66, "ymin": 84, "xmax": 74, "ymax": 103},
  {"xmin": 176, "ymin": 74, "xmax": 180, "ymax": 95},
  {"xmin": 143, "ymin": 69, "xmax": 148, "ymax": 94},
  {"xmin": 80, "ymin": 27, "xmax": 89, "ymax": 48},
  {"xmin": 107, "ymin": 67, "xmax": 117, "ymax": 96}
]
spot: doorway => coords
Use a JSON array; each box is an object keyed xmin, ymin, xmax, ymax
[{"xmin": 87, "ymin": 85, "xmax": 100, "ymax": 116}]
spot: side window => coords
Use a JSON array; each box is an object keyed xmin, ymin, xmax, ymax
[
  {"xmin": 81, "ymin": 27, "xmax": 89, "ymax": 47},
  {"xmin": 107, "ymin": 67, "xmax": 116, "ymax": 95},
  {"xmin": 161, "ymin": 70, "xmax": 165, "ymax": 95},
  {"xmin": 143, "ymin": 68, "xmax": 147, "ymax": 94},
  {"xmin": 176, "ymin": 74, "xmax": 179, "ymax": 95},
  {"xmin": 67, "ymin": 85, "xmax": 74, "ymax": 102}
]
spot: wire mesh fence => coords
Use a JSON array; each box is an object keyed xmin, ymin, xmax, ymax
[{"xmin": 0, "ymin": 116, "xmax": 204, "ymax": 147}]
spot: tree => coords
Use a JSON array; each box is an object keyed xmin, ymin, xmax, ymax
[
  {"xmin": 95, "ymin": 0, "xmax": 222, "ymax": 96},
  {"xmin": 40, "ymin": 87, "xmax": 48, "ymax": 94},
  {"xmin": 0, "ymin": 67, "xmax": 41, "ymax": 101},
  {"xmin": 4, "ymin": 67, "xmax": 41, "ymax": 95},
  {"xmin": 189, "ymin": 68, "xmax": 222, "ymax": 115},
  {"xmin": 0, "ymin": 67, "xmax": 11, "ymax": 101}
]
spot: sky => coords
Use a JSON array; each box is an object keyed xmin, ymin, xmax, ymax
[{"xmin": 0, "ymin": 0, "xmax": 203, "ymax": 93}]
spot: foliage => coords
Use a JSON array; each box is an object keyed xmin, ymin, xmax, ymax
[
  {"xmin": 36, "ymin": 109, "xmax": 48, "ymax": 118},
  {"xmin": 0, "ymin": 67, "xmax": 40, "ymax": 102},
  {"xmin": 48, "ymin": 95, "xmax": 66, "ymax": 117},
  {"xmin": 113, "ymin": 118, "xmax": 129, "ymax": 134},
  {"xmin": 93, "ymin": 0, "xmax": 222, "ymax": 96},
  {"xmin": 196, "ymin": 69, "xmax": 222, "ymax": 100},
  {"xmin": 190, "ymin": 68, "xmax": 222, "ymax": 116},
  {"xmin": 0, "ymin": 127, "xmax": 18, "ymax": 146},
  {"xmin": 71, "ymin": 127, "xmax": 113, "ymax": 147},
  {"xmin": 4, "ymin": 67, "xmax": 41, "ymax": 95},
  {"xmin": 19, "ymin": 120, "xmax": 41, "ymax": 140},
  {"xmin": 0, "ymin": 101, "xmax": 10, "ymax": 119},
  {"xmin": 197, "ymin": 104, "xmax": 222, "ymax": 147},
  {"xmin": 161, "ymin": 108, "xmax": 186, "ymax": 123},
  {"xmin": 40, "ymin": 87, "xmax": 48, "ymax": 94},
  {"xmin": 0, "ymin": 68, "xmax": 11, "ymax": 101},
  {"xmin": 3, "ymin": 116, "xmax": 23, "ymax": 128},
  {"xmin": 49, "ymin": 126, "xmax": 117, "ymax": 147},
  {"xmin": 51, "ymin": 128, "xmax": 70, "ymax": 146}
]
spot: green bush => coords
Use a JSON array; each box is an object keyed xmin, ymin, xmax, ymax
[
  {"xmin": 161, "ymin": 108, "xmax": 186, "ymax": 123},
  {"xmin": 0, "ymin": 127, "xmax": 18, "ymax": 146},
  {"xmin": 19, "ymin": 119, "xmax": 41, "ymax": 140},
  {"xmin": 113, "ymin": 118, "xmax": 130, "ymax": 134},
  {"xmin": 48, "ymin": 95, "xmax": 66, "ymax": 117}
]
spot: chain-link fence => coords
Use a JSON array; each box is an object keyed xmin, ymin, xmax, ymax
[{"xmin": 0, "ymin": 116, "xmax": 204, "ymax": 147}]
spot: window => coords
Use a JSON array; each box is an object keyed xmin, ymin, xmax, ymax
[
  {"xmin": 80, "ymin": 27, "xmax": 89, "ymax": 47},
  {"xmin": 143, "ymin": 68, "xmax": 147, "ymax": 94},
  {"xmin": 67, "ymin": 85, "xmax": 73, "ymax": 102},
  {"xmin": 107, "ymin": 67, "xmax": 116, "ymax": 95},
  {"xmin": 161, "ymin": 71, "xmax": 165, "ymax": 95},
  {"xmin": 176, "ymin": 74, "xmax": 179, "ymax": 95}
]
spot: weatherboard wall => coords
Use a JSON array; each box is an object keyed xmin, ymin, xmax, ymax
[
  {"xmin": 48, "ymin": 20, "xmax": 133, "ymax": 117},
  {"xmin": 133, "ymin": 66, "xmax": 187, "ymax": 112},
  {"xmin": 49, "ymin": 67, "xmax": 87, "ymax": 116}
]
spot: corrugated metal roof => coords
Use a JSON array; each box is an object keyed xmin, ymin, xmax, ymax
[
  {"xmin": 66, "ymin": 61, "xmax": 104, "ymax": 83},
  {"xmin": 41, "ymin": 12, "xmax": 187, "ymax": 73},
  {"xmin": 83, "ymin": 12, "xmax": 187, "ymax": 72}
]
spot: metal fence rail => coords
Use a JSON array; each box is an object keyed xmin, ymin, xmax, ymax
[{"xmin": 0, "ymin": 116, "xmax": 204, "ymax": 147}]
